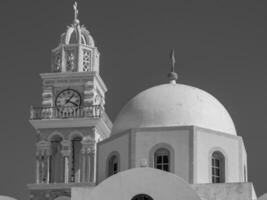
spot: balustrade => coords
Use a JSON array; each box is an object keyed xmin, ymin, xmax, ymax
[{"xmin": 30, "ymin": 106, "xmax": 102, "ymax": 120}]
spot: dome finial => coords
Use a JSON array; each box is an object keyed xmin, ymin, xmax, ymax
[
  {"xmin": 73, "ymin": 1, "xmax": 80, "ymax": 25},
  {"xmin": 167, "ymin": 49, "xmax": 178, "ymax": 84}
]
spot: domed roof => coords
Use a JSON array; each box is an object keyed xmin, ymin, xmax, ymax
[
  {"xmin": 59, "ymin": 2, "xmax": 95, "ymax": 46},
  {"xmin": 60, "ymin": 24, "xmax": 95, "ymax": 46},
  {"xmin": 112, "ymin": 83, "xmax": 236, "ymax": 135}
]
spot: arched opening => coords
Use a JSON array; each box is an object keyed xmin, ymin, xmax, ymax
[
  {"xmin": 154, "ymin": 148, "xmax": 170, "ymax": 172},
  {"xmin": 69, "ymin": 32, "xmax": 78, "ymax": 44},
  {"xmin": 81, "ymin": 34, "xmax": 87, "ymax": 45},
  {"xmin": 211, "ymin": 151, "xmax": 225, "ymax": 183},
  {"xmin": 107, "ymin": 153, "xmax": 119, "ymax": 177},
  {"xmin": 71, "ymin": 136, "xmax": 82, "ymax": 182},
  {"xmin": 50, "ymin": 136, "xmax": 64, "ymax": 183},
  {"xmin": 131, "ymin": 194, "xmax": 153, "ymax": 200}
]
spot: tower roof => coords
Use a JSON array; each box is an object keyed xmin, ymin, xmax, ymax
[
  {"xmin": 51, "ymin": 2, "xmax": 99, "ymax": 73},
  {"xmin": 59, "ymin": 2, "xmax": 95, "ymax": 46},
  {"xmin": 60, "ymin": 25, "xmax": 95, "ymax": 46}
]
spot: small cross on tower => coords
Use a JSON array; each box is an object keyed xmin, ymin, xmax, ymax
[{"xmin": 73, "ymin": 1, "xmax": 79, "ymax": 24}]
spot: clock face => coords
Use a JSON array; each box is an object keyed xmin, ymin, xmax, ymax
[{"xmin": 55, "ymin": 89, "xmax": 81, "ymax": 114}]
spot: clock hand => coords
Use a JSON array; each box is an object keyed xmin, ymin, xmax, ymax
[
  {"xmin": 65, "ymin": 94, "xmax": 74, "ymax": 104},
  {"xmin": 69, "ymin": 100, "xmax": 79, "ymax": 107}
]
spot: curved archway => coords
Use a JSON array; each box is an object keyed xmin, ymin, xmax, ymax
[
  {"xmin": 131, "ymin": 194, "xmax": 153, "ymax": 200},
  {"xmin": 48, "ymin": 131, "xmax": 64, "ymax": 141},
  {"xmin": 68, "ymin": 130, "xmax": 83, "ymax": 141}
]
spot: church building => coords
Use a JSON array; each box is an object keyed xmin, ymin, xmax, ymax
[{"xmin": 1, "ymin": 2, "xmax": 267, "ymax": 200}]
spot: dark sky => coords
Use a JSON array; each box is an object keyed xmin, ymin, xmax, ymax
[{"xmin": 0, "ymin": 0, "xmax": 267, "ymax": 199}]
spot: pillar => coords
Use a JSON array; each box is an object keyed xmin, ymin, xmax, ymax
[
  {"xmin": 81, "ymin": 137, "xmax": 96, "ymax": 183},
  {"xmin": 36, "ymin": 154, "xmax": 40, "ymax": 184},
  {"xmin": 81, "ymin": 149, "xmax": 86, "ymax": 183},
  {"xmin": 36, "ymin": 140, "xmax": 51, "ymax": 184},
  {"xmin": 87, "ymin": 150, "xmax": 91, "ymax": 183},
  {"xmin": 90, "ymin": 146, "xmax": 96, "ymax": 183},
  {"xmin": 61, "ymin": 140, "xmax": 71, "ymax": 184},
  {"xmin": 45, "ymin": 150, "xmax": 51, "ymax": 184}
]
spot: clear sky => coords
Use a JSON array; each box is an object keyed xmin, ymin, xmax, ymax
[{"xmin": 0, "ymin": 0, "xmax": 267, "ymax": 199}]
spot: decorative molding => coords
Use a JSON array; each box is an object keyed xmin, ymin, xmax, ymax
[{"xmin": 48, "ymin": 131, "xmax": 64, "ymax": 141}]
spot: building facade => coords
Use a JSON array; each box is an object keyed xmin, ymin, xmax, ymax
[{"xmin": 2, "ymin": 2, "xmax": 267, "ymax": 200}]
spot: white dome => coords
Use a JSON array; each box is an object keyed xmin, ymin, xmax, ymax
[{"xmin": 112, "ymin": 83, "xmax": 236, "ymax": 135}]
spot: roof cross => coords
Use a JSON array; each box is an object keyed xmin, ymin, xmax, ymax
[
  {"xmin": 170, "ymin": 49, "xmax": 175, "ymax": 73},
  {"xmin": 73, "ymin": 2, "xmax": 79, "ymax": 23},
  {"xmin": 168, "ymin": 49, "xmax": 178, "ymax": 83}
]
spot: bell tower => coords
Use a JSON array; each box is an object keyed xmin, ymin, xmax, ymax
[{"xmin": 28, "ymin": 2, "xmax": 112, "ymax": 200}]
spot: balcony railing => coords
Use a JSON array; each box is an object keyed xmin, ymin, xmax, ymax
[{"xmin": 30, "ymin": 105, "xmax": 103, "ymax": 120}]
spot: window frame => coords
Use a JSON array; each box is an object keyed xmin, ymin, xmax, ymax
[
  {"xmin": 149, "ymin": 143, "xmax": 174, "ymax": 173},
  {"xmin": 154, "ymin": 148, "xmax": 170, "ymax": 172},
  {"xmin": 106, "ymin": 151, "xmax": 120, "ymax": 177},
  {"xmin": 211, "ymin": 151, "xmax": 225, "ymax": 183}
]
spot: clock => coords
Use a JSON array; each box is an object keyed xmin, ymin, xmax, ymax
[{"xmin": 55, "ymin": 89, "xmax": 81, "ymax": 114}]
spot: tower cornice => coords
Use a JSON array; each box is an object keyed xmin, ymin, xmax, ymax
[{"xmin": 40, "ymin": 71, "xmax": 107, "ymax": 93}]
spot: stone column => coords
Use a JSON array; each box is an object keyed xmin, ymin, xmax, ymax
[
  {"xmin": 81, "ymin": 137, "xmax": 96, "ymax": 183},
  {"xmin": 45, "ymin": 149, "xmax": 51, "ymax": 184},
  {"xmin": 61, "ymin": 140, "xmax": 71, "ymax": 184},
  {"xmin": 36, "ymin": 154, "xmax": 40, "ymax": 184},
  {"xmin": 87, "ymin": 150, "xmax": 91, "ymax": 183},
  {"xmin": 89, "ymin": 146, "xmax": 96, "ymax": 183},
  {"xmin": 81, "ymin": 148, "xmax": 86, "ymax": 183},
  {"xmin": 36, "ymin": 140, "xmax": 51, "ymax": 184},
  {"xmin": 64, "ymin": 156, "xmax": 69, "ymax": 183}
]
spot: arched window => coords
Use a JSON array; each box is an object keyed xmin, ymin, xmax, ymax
[
  {"xmin": 107, "ymin": 153, "xmax": 119, "ymax": 177},
  {"xmin": 131, "ymin": 194, "xmax": 153, "ymax": 200},
  {"xmin": 154, "ymin": 148, "xmax": 170, "ymax": 172},
  {"xmin": 211, "ymin": 151, "xmax": 225, "ymax": 183},
  {"xmin": 50, "ymin": 136, "xmax": 64, "ymax": 183},
  {"xmin": 71, "ymin": 136, "xmax": 82, "ymax": 183}
]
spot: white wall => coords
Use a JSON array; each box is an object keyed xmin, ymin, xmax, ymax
[
  {"xmin": 97, "ymin": 126, "xmax": 247, "ymax": 185},
  {"xmin": 97, "ymin": 131, "xmax": 130, "ymax": 183},
  {"xmin": 194, "ymin": 127, "xmax": 244, "ymax": 183},
  {"xmin": 133, "ymin": 127, "xmax": 193, "ymax": 182}
]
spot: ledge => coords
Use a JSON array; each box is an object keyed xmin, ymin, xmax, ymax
[{"xmin": 28, "ymin": 182, "xmax": 95, "ymax": 190}]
